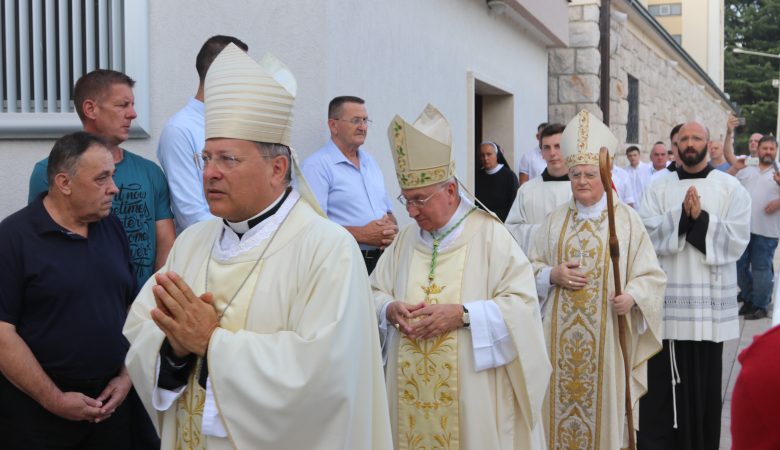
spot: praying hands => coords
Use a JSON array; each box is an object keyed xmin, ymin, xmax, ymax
[
  {"xmin": 683, "ymin": 186, "xmax": 702, "ymax": 220},
  {"xmin": 150, "ymin": 272, "xmax": 219, "ymax": 358}
]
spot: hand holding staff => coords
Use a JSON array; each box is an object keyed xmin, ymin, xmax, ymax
[{"xmin": 599, "ymin": 147, "xmax": 636, "ymax": 450}]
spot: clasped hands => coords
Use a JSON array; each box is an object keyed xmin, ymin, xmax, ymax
[
  {"xmin": 386, "ymin": 301, "xmax": 464, "ymax": 340},
  {"xmin": 365, "ymin": 214, "xmax": 398, "ymax": 248},
  {"xmin": 150, "ymin": 272, "xmax": 219, "ymax": 358},
  {"xmin": 48, "ymin": 368, "xmax": 132, "ymax": 424}
]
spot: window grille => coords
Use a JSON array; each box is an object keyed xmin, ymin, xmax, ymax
[
  {"xmin": 0, "ymin": 0, "xmax": 148, "ymax": 138},
  {"xmin": 1, "ymin": 0, "xmax": 125, "ymax": 113}
]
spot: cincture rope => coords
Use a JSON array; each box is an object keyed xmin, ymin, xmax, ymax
[{"xmin": 669, "ymin": 340, "xmax": 682, "ymax": 429}]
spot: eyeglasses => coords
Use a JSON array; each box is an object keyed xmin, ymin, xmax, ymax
[
  {"xmin": 334, "ymin": 117, "xmax": 372, "ymax": 126},
  {"xmin": 193, "ymin": 152, "xmax": 243, "ymax": 171},
  {"xmin": 667, "ymin": 151, "xmax": 673, "ymax": 155},
  {"xmin": 397, "ymin": 186, "xmax": 446, "ymax": 208},
  {"xmin": 569, "ymin": 170, "xmax": 600, "ymax": 181}
]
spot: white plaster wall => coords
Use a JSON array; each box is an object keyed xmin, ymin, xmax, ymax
[{"xmin": 0, "ymin": 0, "xmax": 551, "ymax": 224}]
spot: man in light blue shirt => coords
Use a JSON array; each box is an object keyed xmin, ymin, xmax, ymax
[
  {"xmin": 157, "ymin": 35, "xmax": 248, "ymax": 233},
  {"xmin": 302, "ymin": 96, "xmax": 397, "ymax": 273}
]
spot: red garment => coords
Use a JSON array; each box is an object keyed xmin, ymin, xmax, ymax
[{"xmin": 731, "ymin": 324, "xmax": 780, "ymax": 449}]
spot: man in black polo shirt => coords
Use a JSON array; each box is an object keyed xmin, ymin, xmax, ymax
[{"xmin": 0, "ymin": 132, "xmax": 136, "ymax": 450}]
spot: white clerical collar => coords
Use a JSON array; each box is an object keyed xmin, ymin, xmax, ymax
[
  {"xmin": 485, "ymin": 163, "xmax": 504, "ymax": 175},
  {"xmin": 418, "ymin": 195, "xmax": 474, "ymax": 251},
  {"xmin": 575, "ymin": 193, "xmax": 607, "ymax": 220},
  {"xmin": 214, "ymin": 190, "xmax": 300, "ymax": 261},
  {"xmin": 225, "ymin": 190, "xmax": 288, "ymax": 235}
]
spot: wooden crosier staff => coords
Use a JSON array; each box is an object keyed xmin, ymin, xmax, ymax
[{"xmin": 598, "ymin": 147, "xmax": 636, "ymax": 450}]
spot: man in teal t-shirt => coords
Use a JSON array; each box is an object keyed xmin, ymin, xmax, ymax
[{"xmin": 28, "ymin": 70, "xmax": 175, "ymax": 289}]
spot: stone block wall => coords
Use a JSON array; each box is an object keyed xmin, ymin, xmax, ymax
[{"xmin": 549, "ymin": 1, "xmax": 732, "ymax": 165}]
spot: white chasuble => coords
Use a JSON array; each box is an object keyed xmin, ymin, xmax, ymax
[
  {"xmin": 531, "ymin": 201, "xmax": 665, "ymax": 450},
  {"xmin": 397, "ymin": 246, "xmax": 467, "ymax": 449},
  {"xmin": 174, "ymin": 254, "xmax": 264, "ymax": 450},
  {"xmin": 124, "ymin": 196, "xmax": 393, "ymax": 450},
  {"xmin": 372, "ymin": 209, "xmax": 551, "ymax": 450}
]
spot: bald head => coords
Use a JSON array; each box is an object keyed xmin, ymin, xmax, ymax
[
  {"xmin": 679, "ymin": 122, "xmax": 710, "ymax": 140},
  {"xmin": 749, "ymin": 133, "xmax": 763, "ymax": 156},
  {"xmin": 677, "ymin": 122, "xmax": 710, "ymax": 171}
]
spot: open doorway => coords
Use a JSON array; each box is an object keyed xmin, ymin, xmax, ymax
[{"xmin": 469, "ymin": 76, "xmax": 515, "ymax": 187}]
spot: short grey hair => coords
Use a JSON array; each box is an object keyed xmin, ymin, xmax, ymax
[{"xmin": 254, "ymin": 142, "xmax": 292, "ymax": 184}]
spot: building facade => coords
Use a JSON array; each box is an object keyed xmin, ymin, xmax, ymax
[
  {"xmin": 548, "ymin": 0, "xmax": 734, "ymax": 164},
  {"xmin": 646, "ymin": 0, "xmax": 725, "ymax": 88},
  {"xmin": 0, "ymin": 0, "xmax": 568, "ymax": 222}
]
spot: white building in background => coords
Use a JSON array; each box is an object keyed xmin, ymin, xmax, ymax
[
  {"xmin": 0, "ymin": 0, "xmax": 568, "ymax": 222},
  {"xmin": 645, "ymin": 0, "xmax": 725, "ymax": 89}
]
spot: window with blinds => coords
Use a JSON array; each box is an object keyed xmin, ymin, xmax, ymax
[{"xmin": 0, "ymin": 0, "xmax": 148, "ymax": 138}]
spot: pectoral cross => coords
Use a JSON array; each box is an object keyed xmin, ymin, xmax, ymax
[
  {"xmin": 573, "ymin": 250, "xmax": 588, "ymax": 267},
  {"xmin": 421, "ymin": 282, "xmax": 444, "ymax": 304},
  {"xmin": 572, "ymin": 249, "xmax": 594, "ymax": 267}
]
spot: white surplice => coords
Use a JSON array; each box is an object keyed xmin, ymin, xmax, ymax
[
  {"xmin": 638, "ymin": 169, "xmax": 751, "ymax": 341},
  {"xmin": 505, "ymin": 177, "xmax": 572, "ymax": 254}
]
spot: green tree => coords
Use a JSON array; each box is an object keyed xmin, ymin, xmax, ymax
[{"xmin": 725, "ymin": 0, "xmax": 780, "ymax": 152}]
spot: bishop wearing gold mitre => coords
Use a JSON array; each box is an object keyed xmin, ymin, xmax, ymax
[
  {"xmin": 371, "ymin": 104, "xmax": 551, "ymax": 449},
  {"xmin": 530, "ymin": 110, "xmax": 665, "ymax": 450}
]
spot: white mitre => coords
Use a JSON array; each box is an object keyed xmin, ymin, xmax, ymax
[
  {"xmin": 387, "ymin": 104, "xmax": 455, "ymax": 189},
  {"xmin": 204, "ymin": 43, "xmax": 296, "ymax": 146},
  {"xmin": 561, "ymin": 110, "xmax": 617, "ymax": 167}
]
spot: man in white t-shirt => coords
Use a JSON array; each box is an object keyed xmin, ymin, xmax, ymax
[
  {"xmin": 624, "ymin": 145, "xmax": 651, "ymax": 207},
  {"xmin": 735, "ymin": 135, "xmax": 780, "ymax": 320},
  {"xmin": 517, "ymin": 122, "xmax": 548, "ymax": 184}
]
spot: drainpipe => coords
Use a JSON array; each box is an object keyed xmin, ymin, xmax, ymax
[{"xmin": 600, "ymin": 0, "xmax": 611, "ymax": 125}]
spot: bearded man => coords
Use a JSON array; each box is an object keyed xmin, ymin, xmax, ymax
[{"xmin": 637, "ymin": 122, "xmax": 751, "ymax": 450}]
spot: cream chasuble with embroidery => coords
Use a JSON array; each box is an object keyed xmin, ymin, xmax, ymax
[
  {"xmin": 124, "ymin": 196, "xmax": 393, "ymax": 450},
  {"xmin": 530, "ymin": 200, "xmax": 665, "ymax": 450},
  {"xmin": 372, "ymin": 209, "xmax": 551, "ymax": 450}
]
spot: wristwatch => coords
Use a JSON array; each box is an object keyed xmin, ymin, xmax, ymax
[{"xmin": 462, "ymin": 305, "xmax": 470, "ymax": 328}]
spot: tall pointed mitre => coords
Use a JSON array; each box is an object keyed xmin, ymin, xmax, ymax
[
  {"xmin": 204, "ymin": 43, "xmax": 295, "ymax": 146},
  {"xmin": 387, "ymin": 104, "xmax": 455, "ymax": 189},
  {"xmin": 203, "ymin": 44, "xmax": 326, "ymax": 217},
  {"xmin": 561, "ymin": 110, "xmax": 618, "ymax": 167}
]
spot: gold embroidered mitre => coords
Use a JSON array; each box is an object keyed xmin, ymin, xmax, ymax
[
  {"xmin": 387, "ymin": 104, "xmax": 454, "ymax": 189},
  {"xmin": 561, "ymin": 110, "xmax": 617, "ymax": 167},
  {"xmin": 205, "ymin": 43, "xmax": 296, "ymax": 146}
]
